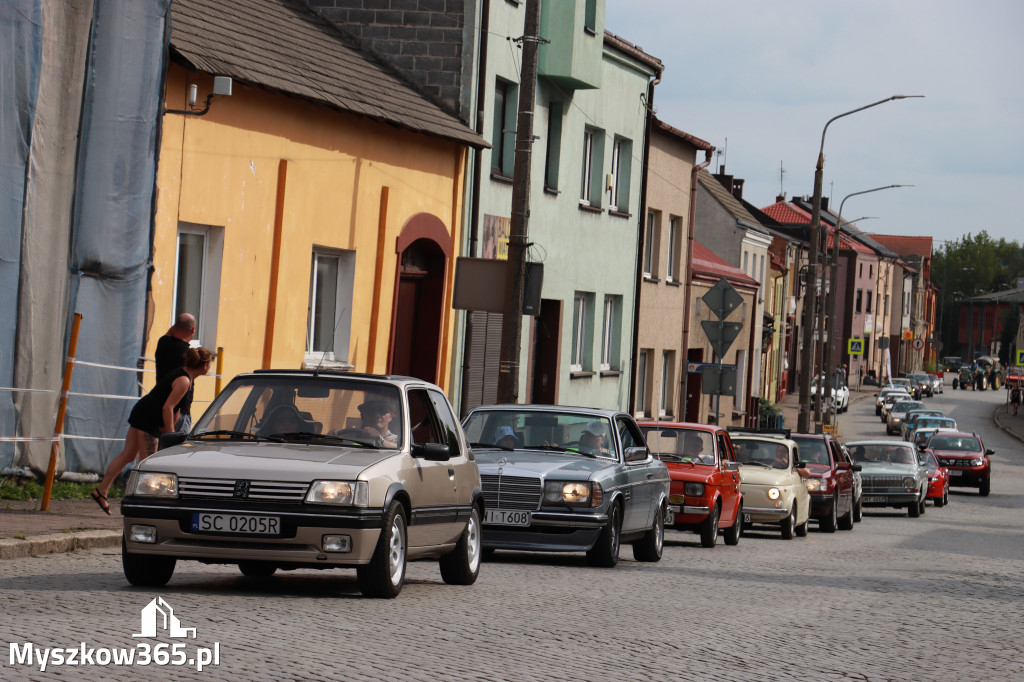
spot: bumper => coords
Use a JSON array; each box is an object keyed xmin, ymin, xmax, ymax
[
  {"xmin": 482, "ymin": 509, "xmax": 607, "ymax": 552},
  {"xmin": 926, "ymin": 479, "xmax": 945, "ymax": 499},
  {"xmin": 947, "ymin": 468, "xmax": 988, "ymax": 487},
  {"xmin": 121, "ymin": 501, "xmax": 384, "ymax": 566},
  {"xmin": 666, "ymin": 504, "xmax": 710, "ymax": 528},
  {"xmin": 809, "ymin": 492, "xmax": 834, "ymax": 516},
  {"xmin": 743, "ymin": 506, "xmax": 790, "ymax": 522},
  {"xmin": 861, "ymin": 492, "xmax": 919, "ymax": 507}
]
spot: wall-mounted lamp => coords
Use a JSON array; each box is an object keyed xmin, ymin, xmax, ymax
[{"xmin": 166, "ymin": 76, "xmax": 233, "ymax": 116}]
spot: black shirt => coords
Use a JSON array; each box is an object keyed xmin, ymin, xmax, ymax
[{"xmin": 154, "ymin": 335, "xmax": 193, "ymax": 416}]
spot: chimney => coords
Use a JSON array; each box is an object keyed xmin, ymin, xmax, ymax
[
  {"xmin": 714, "ymin": 165, "xmax": 734, "ymax": 193},
  {"xmin": 776, "ymin": 194, "xmax": 786, "ymax": 203},
  {"xmin": 732, "ymin": 178, "xmax": 745, "ymax": 200}
]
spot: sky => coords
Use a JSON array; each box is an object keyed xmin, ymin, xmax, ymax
[{"xmin": 604, "ymin": 0, "xmax": 1024, "ymax": 249}]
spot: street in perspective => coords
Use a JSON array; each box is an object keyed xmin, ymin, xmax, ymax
[{"xmin": 3, "ymin": 383, "xmax": 1022, "ymax": 680}]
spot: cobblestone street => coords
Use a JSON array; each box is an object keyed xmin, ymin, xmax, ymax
[{"xmin": 2, "ymin": 386, "xmax": 1022, "ymax": 681}]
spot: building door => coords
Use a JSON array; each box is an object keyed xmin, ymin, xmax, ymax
[
  {"xmin": 530, "ymin": 299, "xmax": 561, "ymax": 404},
  {"xmin": 391, "ymin": 239, "xmax": 444, "ymax": 382}
]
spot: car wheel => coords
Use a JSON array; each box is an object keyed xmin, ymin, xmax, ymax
[
  {"xmin": 795, "ymin": 509, "xmax": 809, "ymax": 537},
  {"xmin": 933, "ymin": 492, "xmax": 944, "ymax": 507},
  {"xmin": 908, "ymin": 499, "xmax": 921, "ymax": 518},
  {"xmin": 781, "ymin": 507, "xmax": 796, "ymax": 540},
  {"xmin": 918, "ymin": 496, "xmax": 927, "ymax": 515},
  {"xmin": 439, "ymin": 505, "xmax": 482, "ymax": 585},
  {"xmin": 632, "ymin": 504, "xmax": 665, "ymax": 562},
  {"xmin": 699, "ymin": 502, "xmax": 720, "ymax": 548},
  {"xmin": 819, "ymin": 493, "xmax": 838, "ymax": 533},
  {"xmin": 853, "ymin": 495, "xmax": 863, "ymax": 523},
  {"xmin": 357, "ymin": 500, "xmax": 407, "ymax": 598},
  {"xmin": 979, "ymin": 478, "xmax": 991, "ymax": 497},
  {"xmin": 122, "ymin": 537, "xmax": 175, "ymax": 587},
  {"xmin": 238, "ymin": 561, "xmax": 277, "ymax": 577},
  {"xmin": 876, "ymin": 405, "xmax": 882, "ymax": 416},
  {"xmin": 723, "ymin": 505, "xmax": 742, "ymax": 546},
  {"xmin": 838, "ymin": 495, "xmax": 854, "ymax": 530},
  {"xmin": 943, "ymin": 487, "xmax": 949, "ymax": 506},
  {"xmin": 587, "ymin": 503, "xmax": 622, "ymax": 567}
]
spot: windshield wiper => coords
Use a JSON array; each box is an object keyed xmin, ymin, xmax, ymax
[
  {"xmin": 192, "ymin": 429, "xmax": 263, "ymax": 441},
  {"xmin": 470, "ymin": 441, "xmax": 514, "ymax": 452}
]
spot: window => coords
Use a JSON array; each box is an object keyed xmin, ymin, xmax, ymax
[
  {"xmin": 544, "ymin": 101, "xmax": 563, "ymax": 190},
  {"xmin": 667, "ymin": 216, "xmax": 681, "ymax": 281},
  {"xmin": 859, "ymin": 263, "xmax": 863, "ymax": 278},
  {"xmin": 173, "ymin": 223, "xmax": 223, "ymax": 348},
  {"xmin": 866, "ymin": 290, "xmax": 873, "ymax": 314},
  {"xmin": 884, "ymin": 293, "xmax": 890, "ymax": 316},
  {"xmin": 580, "ymin": 126, "xmax": 604, "ymax": 206},
  {"xmin": 492, "ymin": 79, "xmax": 517, "ymax": 178},
  {"xmin": 306, "ymin": 249, "xmax": 356, "ymax": 366},
  {"xmin": 869, "ymin": 264, "xmax": 874, "ymax": 279},
  {"xmin": 600, "ymin": 295, "xmax": 622, "ymax": 371},
  {"xmin": 610, "ymin": 137, "xmax": 632, "ymax": 212},
  {"xmin": 584, "ymin": 0, "xmax": 597, "ymax": 33},
  {"xmin": 855, "ymin": 289, "xmax": 863, "ymax": 314},
  {"xmin": 571, "ymin": 292, "xmax": 593, "ymax": 371},
  {"xmin": 636, "ymin": 349, "xmax": 650, "ymax": 416},
  {"xmin": 660, "ymin": 350, "xmax": 674, "ymax": 417},
  {"xmin": 643, "ymin": 211, "xmax": 659, "ymax": 278},
  {"xmin": 742, "ymin": 251, "xmax": 749, "ymax": 274}
]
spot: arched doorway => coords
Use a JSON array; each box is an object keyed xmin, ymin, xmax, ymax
[{"xmin": 390, "ymin": 214, "xmax": 451, "ymax": 383}]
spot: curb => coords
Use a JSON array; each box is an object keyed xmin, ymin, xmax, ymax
[
  {"xmin": 0, "ymin": 530, "xmax": 121, "ymax": 560},
  {"xmin": 993, "ymin": 404, "xmax": 1024, "ymax": 444}
]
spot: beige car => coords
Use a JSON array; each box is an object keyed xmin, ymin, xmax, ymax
[
  {"xmin": 121, "ymin": 371, "xmax": 483, "ymax": 598},
  {"xmin": 730, "ymin": 433, "xmax": 811, "ymax": 539}
]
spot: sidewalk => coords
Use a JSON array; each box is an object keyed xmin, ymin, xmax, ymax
[
  {"xmin": 774, "ymin": 384, "xmax": 873, "ymax": 441},
  {"xmin": 0, "ymin": 496, "xmax": 122, "ymax": 560}
]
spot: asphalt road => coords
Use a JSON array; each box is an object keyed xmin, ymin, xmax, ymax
[{"xmin": 2, "ymin": 385, "xmax": 1022, "ymax": 681}]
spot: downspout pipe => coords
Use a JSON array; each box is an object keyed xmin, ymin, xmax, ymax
[
  {"xmin": 628, "ymin": 64, "xmax": 662, "ymax": 414},
  {"xmin": 679, "ymin": 150, "xmax": 714, "ymax": 421}
]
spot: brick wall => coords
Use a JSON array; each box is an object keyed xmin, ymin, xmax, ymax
[{"xmin": 305, "ymin": 0, "xmax": 466, "ymax": 118}]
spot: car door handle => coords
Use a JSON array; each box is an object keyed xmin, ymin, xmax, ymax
[
  {"xmin": 448, "ymin": 468, "xmax": 455, "ymax": 477},
  {"xmin": 646, "ymin": 472, "xmax": 655, "ymax": 479}
]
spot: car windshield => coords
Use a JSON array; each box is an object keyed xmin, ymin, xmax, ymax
[
  {"xmin": 848, "ymin": 443, "xmax": 916, "ymax": 464},
  {"xmin": 463, "ymin": 409, "xmax": 617, "ymax": 459},
  {"xmin": 790, "ymin": 437, "xmax": 830, "ymax": 465},
  {"xmin": 641, "ymin": 427, "xmax": 714, "ymax": 464},
  {"xmin": 927, "ymin": 435, "xmax": 980, "ymax": 452},
  {"xmin": 907, "ymin": 411, "xmax": 942, "ymax": 425},
  {"xmin": 917, "ymin": 418, "xmax": 955, "ymax": 430},
  {"xmin": 191, "ymin": 375, "xmax": 403, "ymax": 447},
  {"xmin": 892, "ymin": 401, "xmax": 924, "ymax": 413},
  {"xmin": 733, "ymin": 439, "xmax": 793, "ymax": 469}
]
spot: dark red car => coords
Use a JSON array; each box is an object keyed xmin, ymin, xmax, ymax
[
  {"xmin": 920, "ymin": 449, "xmax": 950, "ymax": 506},
  {"xmin": 639, "ymin": 422, "xmax": 743, "ymax": 548},
  {"xmin": 923, "ymin": 431, "xmax": 993, "ymax": 496},
  {"xmin": 789, "ymin": 433, "xmax": 859, "ymax": 532}
]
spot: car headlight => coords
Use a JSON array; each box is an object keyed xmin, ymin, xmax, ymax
[
  {"xmin": 902, "ymin": 476, "xmax": 915, "ymax": 488},
  {"xmin": 130, "ymin": 472, "xmax": 178, "ymax": 498},
  {"xmin": 683, "ymin": 482, "xmax": 705, "ymax": 497},
  {"xmin": 306, "ymin": 480, "xmax": 369, "ymax": 506},
  {"xmin": 804, "ymin": 478, "xmax": 827, "ymax": 492},
  {"xmin": 767, "ymin": 487, "xmax": 781, "ymax": 500},
  {"xmin": 969, "ymin": 458, "xmax": 984, "ymax": 466},
  {"xmin": 544, "ymin": 481, "xmax": 600, "ymax": 507}
]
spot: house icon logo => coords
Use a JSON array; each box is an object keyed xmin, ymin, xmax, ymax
[{"xmin": 133, "ymin": 597, "xmax": 197, "ymax": 639}]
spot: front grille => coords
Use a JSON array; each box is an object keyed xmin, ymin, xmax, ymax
[
  {"xmin": 481, "ymin": 474, "xmax": 541, "ymax": 510},
  {"xmin": 178, "ymin": 477, "xmax": 309, "ymax": 502},
  {"xmin": 862, "ymin": 474, "xmax": 906, "ymax": 492},
  {"xmin": 938, "ymin": 458, "xmax": 978, "ymax": 467}
]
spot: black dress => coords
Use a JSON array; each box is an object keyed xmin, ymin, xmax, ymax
[
  {"xmin": 128, "ymin": 368, "xmax": 189, "ymax": 437},
  {"xmin": 154, "ymin": 335, "xmax": 193, "ymax": 418}
]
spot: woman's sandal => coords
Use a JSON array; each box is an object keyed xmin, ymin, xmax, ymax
[{"xmin": 90, "ymin": 488, "xmax": 111, "ymax": 516}]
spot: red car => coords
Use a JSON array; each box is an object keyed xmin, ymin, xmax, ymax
[
  {"xmin": 920, "ymin": 449, "xmax": 950, "ymax": 506},
  {"xmin": 638, "ymin": 422, "xmax": 743, "ymax": 547},
  {"xmin": 789, "ymin": 432, "xmax": 859, "ymax": 532},
  {"xmin": 923, "ymin": 431, "xmax": 993, "ymax": 496}
]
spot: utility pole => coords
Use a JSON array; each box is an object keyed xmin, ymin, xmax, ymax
[{"xmin": 497, "ymin": 0, "xmax": 542, "ymax": 404}]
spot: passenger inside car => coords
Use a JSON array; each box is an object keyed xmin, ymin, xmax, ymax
[{"xmin": 259, "ymin": 404, "xmax": 316, "ymax": 436}]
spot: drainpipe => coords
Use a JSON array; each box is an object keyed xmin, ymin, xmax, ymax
[
  {"xmin": 679, "ymin": 150, "xmax": 714, "ymax": 421},
  {"xmin": 459, "ymin": 0, "xmax": 490, "ymax": 416},
  {"xmin": 628, "ymin": 63, "xmax": 663, "ymax": 415}
]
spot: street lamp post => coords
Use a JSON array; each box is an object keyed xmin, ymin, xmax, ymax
[
  {"xmin": 796, "ymin": 95, "xmax": 923, "ymax": 434},
  {"xmin": 819, "ymin": 185, "xmax": 911, "ymax": 431}
]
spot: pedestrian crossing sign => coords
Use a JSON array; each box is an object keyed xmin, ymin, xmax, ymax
[
  {"xmin": 1018, "ymin": 349, "xmax": 1024, "ymax": 366},
  {"xmin": 848, "ymin": 339, "xmax": 864, "ymax": 355}
]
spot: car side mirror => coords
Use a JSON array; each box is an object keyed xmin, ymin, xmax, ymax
[
  {"xmin": 624, "ymin": 446, "xmax": 649, "ymax": 462},
  {"xmin": 797, "ymin": 460, "xmax": 810, "ymax": 469},
  {"xmin": 873, "ymin": 392, "xmax": 879, "ymax": 397},
  {"xmin": 985, "ymin": 449, "xmax": 994, "ymax": 456},
  {"xmin": 850, "ymin": 463, "xmax": 862, "ymax": 472},
  {"xmin": 412, "ymin": 442, "xmax": 451, "ymax": 461},
  {"xmin": 836, "ymin": 461, "xmax": 850, "ymax": 471},
  {"xmin": 158, "ymin": 432, "xmax": 188, "ymax": 451},
  {"xmin": 724, "ymin": 460, "xmax": 740, "ymax": 471}
]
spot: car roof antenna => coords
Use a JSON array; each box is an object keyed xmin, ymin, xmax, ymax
[{"xmin": 314, "ymin": 307, "xmax": 348, "ymax": 376}]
